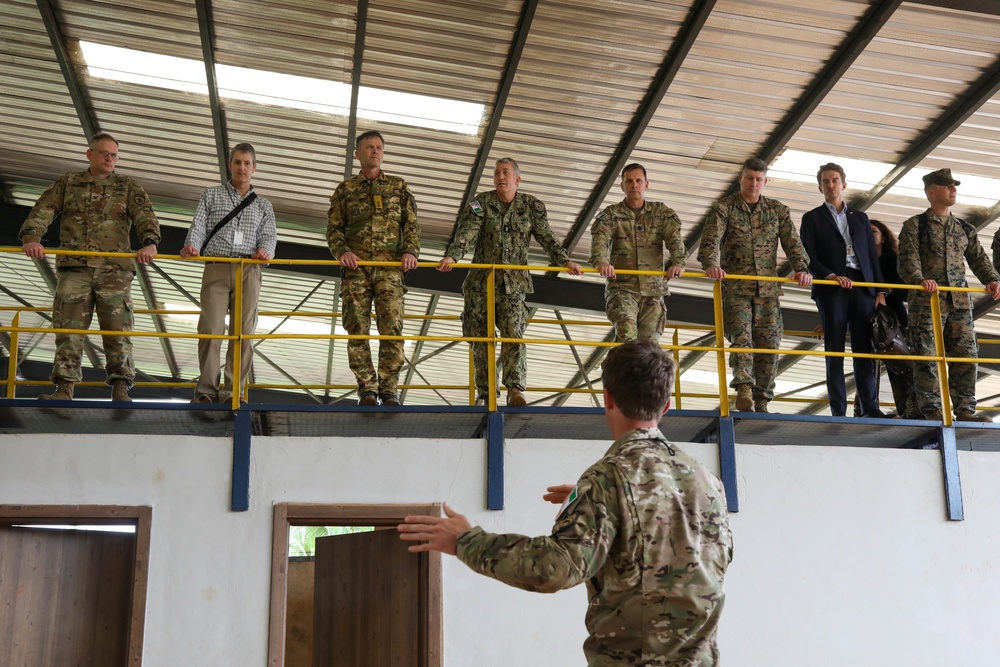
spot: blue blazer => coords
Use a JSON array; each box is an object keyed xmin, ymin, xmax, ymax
[{"xmin": 800, "ymin": 203, "xmax": 886, "ymax": 300}]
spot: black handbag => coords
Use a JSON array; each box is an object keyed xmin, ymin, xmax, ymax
[{"xmin": 871, "ymin": 303, "xmax": 915, "ymax": 374}]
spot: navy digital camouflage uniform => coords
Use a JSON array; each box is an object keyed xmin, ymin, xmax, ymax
[
  {"xmin": 590, "ymin": 201, "xmax": 686, "ymax": 342},
  {"xmin": 898, "ymin": 209, "xmax": 999, "ymax": 415},
  {"xmin": 18, "ymin": 170, "xmax": 161, "ymax": 387},
  {"xmin": 445, "ymin": 190, "xmax": 569, "ymax": 397},
  {"xmin": 327, "ymin": 171, "xmax": 420, "ymax": 398},
  {"xmin": 698, "ymin": 193, "xmax": 810, "ymax": 402},
  {"xmin": 457, "ymin": 427, "xmax": 733, "ymax": 666}
]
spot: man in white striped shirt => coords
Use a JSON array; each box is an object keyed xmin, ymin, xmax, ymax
[{"xmin": 181, "ymin": 143, "xmax": 277, "ymax": 404}]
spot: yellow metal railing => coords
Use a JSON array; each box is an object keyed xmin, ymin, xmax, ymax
[{"xmin": 0, "ymin": 246, "xmax": 994, "ymax": 420}]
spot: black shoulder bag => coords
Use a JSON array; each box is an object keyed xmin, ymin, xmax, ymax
[
  {"xmin": 200, "ymin": 191, "xmax": 258, "ymax": 254},
  {"xmin": 871, "ymin": 303, "xmax": 914, "ymax": 375}
]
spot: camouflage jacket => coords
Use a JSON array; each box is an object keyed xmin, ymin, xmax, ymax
[
  {"xmin": 457, "ymin": 427, "xmax": 733, "ymax": 666},
  {"xmin": 326, "ymin": 171, "xmax": 420, "ymax": 263},
  {"xmin": 444, "ymin": 190, "xmax": 569, "ymax": 295},
  {"xmin": 899, "ymin": 209, "xmax": 999, "ymax": 310},
  {"xmin": 589, "ymin": 200, "xmax": 686, "ymax": 297},
  {"xmin": 697, "ymin": 193, "xmax": 809, "ymax": 297},
  {"xmin": 18, "ymin": 170, "xmax": 161, "ymax": 271}
]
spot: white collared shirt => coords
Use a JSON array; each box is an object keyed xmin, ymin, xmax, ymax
[{"xmin": 825, "ymin": 201, "xmax": 860, "ymax": 270}]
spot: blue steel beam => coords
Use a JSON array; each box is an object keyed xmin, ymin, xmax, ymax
[
  {"xmin": 938, "ymin": 426, "xmax": 964, "ymax": 521},
  {"xmin": 487, "ymin": 411, "xmax": 505, "ymax": 510},
  {"xmin": 231, "ymin": 407, "xmax": 253, "ymax": 512},
  {"xmin": 717, "ymin": 417, "xmax": 739, "ymax": 513}
]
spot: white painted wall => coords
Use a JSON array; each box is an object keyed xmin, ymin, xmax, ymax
[{"xmin": 1, "ymin": 432, "xmax": 998, "ymax": 666}]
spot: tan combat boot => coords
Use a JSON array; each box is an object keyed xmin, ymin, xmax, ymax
[
  {"xmin": 506, "ymin": 388, "xmax": 527, "ymax": 407},
  {"xmin": 38, "ymin": 379, "xmax": 74, "ymax": 401},
  {"xmin": 753, "ymin": 399, "xmax": 769, "ymax": 413},
  {"xmin": 111, "ymin": 380, "xmax": 132, "ymax": 402},
  {"xmin": 734, "ymin": 384, "xmax": 752, "ymax": 412},
  {"xmin": 956, "ymin": 409, "xmax": 992, "ymax": 423}
]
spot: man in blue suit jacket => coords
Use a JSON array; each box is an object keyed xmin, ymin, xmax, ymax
[{"xmin": 800, "ymin": 163, "xmax": 886, "ymax": 417}]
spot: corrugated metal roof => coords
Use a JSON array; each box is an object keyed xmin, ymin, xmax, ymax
[{"xmin": 4, "ymin": 0, "xmax": 1000, "ymax": 415}]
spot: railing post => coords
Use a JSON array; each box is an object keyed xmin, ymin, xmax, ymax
[
  {"xmin": 672, "ymin": 327, "xmax": 681, "ymax": 409},
  {"xmin": 468, "ymin": 347, "xmax": 476, "ymax": 406},
  {"xmin": 232, "ymin": 259, "xmax": 244, "ymax": 410},
  {"xmin": 487, "ymin": 265, "xmax": 497, "ymax": 411},
  {"xmin": 930, "ymin": 292, "xmax": 952, "ymax": 426},
  {"xmin": 713, "ymin": 280, "xmax": 729, "ymax": 416},
  {"xmin": 6, "ymin": 311, "xmax": 19, "ymax": 398}
]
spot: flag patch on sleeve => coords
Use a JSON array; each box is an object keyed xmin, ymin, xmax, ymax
[{"xmin": 557, "ymin": 486, "xmax": 579, "ymax": 518}]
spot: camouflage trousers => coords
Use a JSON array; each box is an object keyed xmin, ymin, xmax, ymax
[
  {"xmin": 606, "ymin": 289, "xmax": 666, "ymax": 342},
  {"xmin": 723, "ymin": 293, "xmax": 782, "ymax": 401},
  {"xmin": 462, "ymin": 288, "xmax": 528, "ymax": 396},
  {"xmin": 341, "ymin": 266, "xmax": 406, "ymax": 396},
  {"xmin": 908, "ymin": 299, "xmax": 978, "ymax": 414},
  {"xmin": 50, "ymin": 266, "xmax": 135, "ymax": 386}
]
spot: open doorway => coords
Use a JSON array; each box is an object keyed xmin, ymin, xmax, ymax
[
  {"xmin": 0, "ymin": 505, "xmax": 152, "ymax": 666},
  {"xmin": 269, "ymin": 504, "xmax": 442, "ymax": 667}
]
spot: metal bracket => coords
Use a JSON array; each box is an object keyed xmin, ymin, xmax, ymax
[
  {"xmin": 939, "ymin": 426, "xmax": 964, "ymax": 521},
  {"xmin": 717, "ymin": 416, "xmax": 739, "ymax": 513},
  {"xmin": 486, "ymin": 411, "xmax": 504, "ymax": 510},
  {"xmin": 231, "ymin": 407, "xmax": 252, "ymax": 512}
]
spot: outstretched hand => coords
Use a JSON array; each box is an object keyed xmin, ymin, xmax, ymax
[
  {"xmin": 542, "ymin": 484, "xmax": 575, "ymax": 504},
  {"xmin": 397, "ymin": 502, "xmax": 471, "ymax": 555}
]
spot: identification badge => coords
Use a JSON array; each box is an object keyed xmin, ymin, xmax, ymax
[
  {"xmin": 373, "ymin": 194, "xmax": 383, "ymax": 210},
  {"xmin": 232, "ymin": 228, "xmax": 244, "ymax": 247}
]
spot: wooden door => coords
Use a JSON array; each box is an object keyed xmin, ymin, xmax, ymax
[
  {"xmin": 312, "ymin": 529, "xmax": 425, "ymax": 667},
  {"xmin": 0, "ymin": 526, "xmax": 134, "ymax": 667}
]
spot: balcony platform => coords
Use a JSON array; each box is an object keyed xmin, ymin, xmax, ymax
[{"xmin": 2, "ymin": 399, "xmax": 996, "ymax": 520}]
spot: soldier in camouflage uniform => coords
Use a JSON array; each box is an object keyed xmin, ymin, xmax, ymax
[
  {"xmin": 399, "ymin": 339, "xmax": 733, "ymax": 666},
  {"xmin": 327, "ymin": 130, "xmax": 420, "ymax": 406},
  {"xmin": 698, "ymin": 158, "xmax": 811, "ymax": 413},
  {"xmin": 439, "ymin": 158, "xmax": 581, "ymax": 407},
  {"xmin": 898, "ymin": 168, "xmax": 1000, "ymax": 422},
  {"xmin": 590, "ymin": 163, "xmax": 686, "ymax": 342},
  {"xmin": 18, "ymin": 133, "xmax": 160, "ymax": 402}
]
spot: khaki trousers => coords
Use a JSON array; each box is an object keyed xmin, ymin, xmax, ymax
[{"xmin": 195, "ymin": 262, "xmax": 262, "ymax": 402}]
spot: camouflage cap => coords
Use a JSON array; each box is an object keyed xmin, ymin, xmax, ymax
[{"xmin": 922, "ymin": 168, "xmax": 960, "ymax": 188}]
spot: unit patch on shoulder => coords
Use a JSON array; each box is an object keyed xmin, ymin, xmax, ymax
[
  {"xmin": 532, "ymin": 199, "xmax": 545, "ymax": 212},
  {"xmin": 556, "ymin": 486, "xmax": 579, "ymax": 518},
  {"xmin": 595, "ymin": 211, "xmax": 607, "ymax": 220},
  {"xmin": 134, "ymin": 195, "xmax": 146, "ymax": 205},
  {"xmin": 470, "ymin": 200, "xmax": 483, "ymax": 214}
]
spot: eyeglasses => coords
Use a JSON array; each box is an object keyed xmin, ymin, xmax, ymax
[{"xmin": 93, "ymin": 149, "xmax": 119, "ymax": 160}]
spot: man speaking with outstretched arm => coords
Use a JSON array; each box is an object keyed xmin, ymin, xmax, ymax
[{"xmin": 399, "ymin": 339, "xmax": 733, "ymax": 666}]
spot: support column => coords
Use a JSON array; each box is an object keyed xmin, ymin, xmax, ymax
[
  {"xmin": 231, "ymin": 407, "xmax": 252, "ymax": 512},
  {"xmin": 487, "ymin": 411, "xmax": 504, "ymax": 510},
  {"xmin": 717, "ymin": 416, "xmax": 739, "ymax": 513}
]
